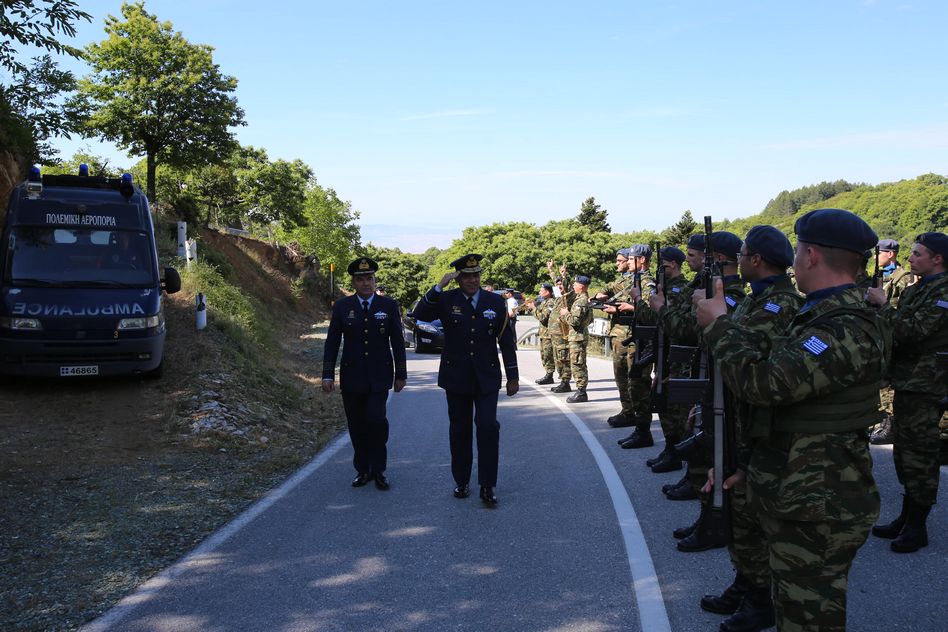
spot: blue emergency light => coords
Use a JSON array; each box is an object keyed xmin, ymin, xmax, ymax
[
  {"xmin": 28, "ymin": 166, "xmax": 41, "ymax": 181},
  {"xmin": 78, "ymin": 163, "xmax": 89, "ymax": 176}
]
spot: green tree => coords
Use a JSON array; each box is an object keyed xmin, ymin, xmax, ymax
[
  {"xmin": 576, "ymin": 196, "xmax": 611, "ymax": 232},
  {"xmin": 363, "ymin": 245, "xmax": 429, "ymax": 309},
  {"xmin": 244, "ymin": 158, "xmax": 312, "ymax": 229},
  {"xmin": 74, "ymin": 1, "xmax": 245, "ymax": 201},
  {"xmin": 279, "ymin": 185, "xmax": 362, "ymax": 273},
  {"xmin": 43, "ymin": 149, "xmax": 122, "ymax": 177},
  {"xmin": 661, "ymin": 209, "xmax": 699, "ymax": 247}
]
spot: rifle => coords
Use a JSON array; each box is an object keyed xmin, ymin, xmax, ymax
[
  {"xmin": 872, "ymin": 245, "xmax": 882, "ymax": 288},
  {"xmin": 669, "ymin": 216, "xmax": 733, "ymax": 548},
  {"xmin": 589, "ymin": 297, "xmax": 626, "ymax": 310}
]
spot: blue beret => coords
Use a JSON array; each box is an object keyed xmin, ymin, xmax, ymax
[
  {"xmin": 540, "ymin": 283, "xmax": 553, "ymax": 292},
  {"xmin": 574, "ymin": 275, "xmax": 591, "ymax": 285},
  {"xmin": 660, "ymin": 246, "xmax": 686, "ymax": 264},
  {"xmin": 687, "ymin": 234, "xmax": 705, "ymax": 250},
  {"xmin": 794, "ymin": 209, "xmax": 877, "ymax": 254},
  {"xmin": 744, "ymin": 225, "xmax": 794, "ymax": 269},
  {"xmin": 616, "ymin": 248, "xmax": 631, "ymax": 258},
  {"xmin": 710, "ymin": 231, "xmax": 742, "ymax": 260},
  {"xmin": 347, "ymin": 257, "xmax": 379, "ymax": 275},
  {"xmin": 878, "ymin": 239, "xmax": 899, "ymax": 252},
  {"xmin": 629, "ymin": 244, "xmax": 652, "ymax": 258},
  {"xmin": 916, "ymin": 232, "xmax": 948, "ymax": 260}
]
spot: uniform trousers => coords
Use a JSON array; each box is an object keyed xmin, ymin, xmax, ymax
[
  {"xmin": 893, "ymin": 390, "xmax": 943, "ymax": 505},
  {"xmin": 539, "ymin": 335, "xmax": 555, "ymax": 374},
  {"xmin": 446, "ymin": 391, "xmax": 500, "ymax": 487},
  {"xmin": 342, "ymin": 390, "xmax": 390, "ymax": 475}
]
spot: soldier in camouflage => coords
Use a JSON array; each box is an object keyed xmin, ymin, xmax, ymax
[
  {"xmin": 697, "ymin": 209, "xmax": 886, "ymax": 632},
  {"xmin": 615, "ymin": 244, "xmax": 658, "ymax": 448},
  {"xmin": 700, "ymin": 225, "xmax": 803, "ymax": 631},
  {"xmin": 595, "ymin": 248, "xmax": 636, "ymax": 425},
  {"xmin": 867, "ymin": 231, "xmax": 948, "ymax": 553},
  {"xmin": 675, "ymin": 231, "xmax": 746, "ymax": 553},
  {"xmin": 533, "ymin": 283, "xmax": 557, "ymax": 385},
  {"xmin": 562, "ymin": 275, "xmax": 594, "ymax": 403},
  {"xmin": 546, "ymin": 262, "xmax": 574, "ymax": 393},
  {"xmin": 868, "ymin": 239, "xmax": 915, "ymax": 445},
  {"xmin": 642, "ymin": 246, "xmax": 691, "ymax": 474}
]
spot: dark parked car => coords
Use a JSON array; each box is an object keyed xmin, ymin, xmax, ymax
[{"xmin": 403, "ymin": 298, "xmax": 445, "ymax": 353}]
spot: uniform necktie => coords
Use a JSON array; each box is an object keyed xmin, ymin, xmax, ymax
[
  {"xmin": 467, "ymin": 296, "xmax": 474, "ymax": 310},
  {"xmin": 362, "ymin": 300, "xmax": 369, "ymax": 316}
]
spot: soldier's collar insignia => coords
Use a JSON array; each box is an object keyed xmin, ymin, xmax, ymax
[
  {"xmin": 802, "ymin": 335, "xmax": 829, "ymax": 356},
  {"xmin": 764, "ymin": 302, "xmax": 782, "ymax": 313},
  {"xmin": 482, "ymin": 308, "xmax": 497, "ymax": 320}
]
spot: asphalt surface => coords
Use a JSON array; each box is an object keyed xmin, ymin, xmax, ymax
[{"xmin": 83, "ymin": 349, "xmax": 948, "ymax": 632}]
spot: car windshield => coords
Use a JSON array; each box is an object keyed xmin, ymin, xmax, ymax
[{"xmin": 4, "ymin": 226, "xmax": 156, "ymax": 288}]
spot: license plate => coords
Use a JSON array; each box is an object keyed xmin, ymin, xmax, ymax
[
  {"xmin": 60, "ymin": 365, "xmax": 99, "ymax": 377},
  {"xmin": 421, "ymin": 337, "xmax": 432, "ymax": 343}
]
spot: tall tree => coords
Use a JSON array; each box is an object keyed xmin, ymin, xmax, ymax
[
  {"xmin": 74, "ymin": 1, "xmax": 245, "ymax": 201},
  {"xmin": 576, "ymin": 196, "xmax": 610, "ymax": 232},
  {"xmin": 662, "ymin": 209, "xmax": 699, "ymax": 246}
]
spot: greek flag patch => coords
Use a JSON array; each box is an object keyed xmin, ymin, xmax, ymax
[
  {"xmin": 672, "ymin": 287, "xmax": 682, "ymax": 293},
  {"xmin": 725, "ymin": 296, "xmax": 737, "ymax": 307},
  {"xmin": 937, "ymin": 300, "xmax": 948, "ymax": 309},
  {"xmin": 764, "ymin": 302, "xmax": 781, "ymax": 314},
  {"xmin": 802, "ymin": 336, "xmax": 829, "ymax": 356}
]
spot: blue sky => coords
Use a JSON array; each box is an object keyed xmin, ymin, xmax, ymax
[{"xmin": 47, "ymin": 1, "xmax": 948, "ymax": 252}]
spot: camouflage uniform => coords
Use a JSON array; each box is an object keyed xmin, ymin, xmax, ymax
[
  {"xmin": 704, "ymin": 286, "xmax": 887, "ymax": 632},
  {"xmin": 548, "ymin": 288, "xmax": 574, "ymax": 383},
  {"xmin": 654, "ymin": 274, "xmax": 692, "ymax": 441},
  {"xmin": 725, "ymin": 275, "xmax": 803, "ymax": 592},
  {"xmin": 566, "ymin": 291, "xmax": 594, "ymax": 390},
  {"xmin": 880, "ymin": 271, "xmax": 948, "ymax": 507},
  {"xmin": 535, "ymin": 297, "xmax": 556, "ymax": 376},
  {"xmin": 876, "ymin": 263, "xmax": 914, "ymax": 429},
  {"xmin": 599, "ymin": 273, "xmax": 635, "ymax": 415},
  {"xmin": 626, "ymin": 271, "xmax": 657, "ymax": 423}
]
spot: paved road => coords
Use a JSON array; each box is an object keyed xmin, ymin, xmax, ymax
[{"xmin": 84, "ymin": 350, "xmax": 948, "ymax": 631}]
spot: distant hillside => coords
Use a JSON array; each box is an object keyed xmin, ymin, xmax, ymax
[{"xmin": 718, "ymin": 173, "xmax": 948, "ymax": 247}]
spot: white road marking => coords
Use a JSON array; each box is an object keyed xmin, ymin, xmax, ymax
[
  {"xmin": 80, "ymin": 432, "xmax": 352, "ymax": 632},
  {"xmin": 526, "ymin": 381, "xmax": 672, "ymax": 632}
]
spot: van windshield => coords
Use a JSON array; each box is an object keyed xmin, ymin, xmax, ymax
[{"xmin": 4, "ymin": 227, "xmax": 156, "ymax": 288}]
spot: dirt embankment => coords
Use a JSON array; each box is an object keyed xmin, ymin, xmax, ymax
[{"xmin": 0, "ymin": 230, "xmax": 345, "ymax": 632}]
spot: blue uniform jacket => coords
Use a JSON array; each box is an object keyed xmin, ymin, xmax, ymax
[
  {"xmin": 413, "ymin": 286, "xmax": 519, "ymax": 394},
  {"xmin": 322, "ymin": 294, "xmax": 407, "ymax": 393}
]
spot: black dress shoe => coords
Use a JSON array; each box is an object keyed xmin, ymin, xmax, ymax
[
  {"xmin": 551, "ymin": 381, "xmax": 572, "ymax": 393},
  {"xmin": 620, "ymin": 429, "xmax": 654, "ymax": 449},
  {"xmin": 480, "ymin": 486, "xmax": 498, "ymax": 506},
  {"xmin": 566, "ymin": 389, "xmax": 588, "ymax": 403},
  {"xmin": 374, "ymin": 473, "xmax": 390, "ymax": 490},
  {"xmin": 352, "ymin": 473, "xmax": 373, "ymax": 487},
  {"xmin": 665, "ymin": 481, "xmax": 698, "ymax": 501},
  {"xmin": 453, "ymin": 484, "xmax": 470, "ymax": 499},
  {"xmin": 535, "ymin": 373, "xmax": 555, "ymax": 385}
]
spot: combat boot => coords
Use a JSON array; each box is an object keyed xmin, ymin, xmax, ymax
[
  {"xmin": 608, "ymin": 412, "xmax": 635, "ymax": 428},
  {"xmin": 869, "ymin": 417, "xmax": 894, "ymax": 445},
  {"xmin": 566, "ymin": 389, "xmax": 588, "ymax": 403},
  {"xmin": 677, "ymin": 500, "xmax": 728, "ymax": 552},
  {"xmin": 663, "ymin": 472, "xmax": 689, "ymax": 494},
  {"xmin": 646, "ymin": 449, "xmax": 667, "ymax": 467},
  {"xmin": 665, "ymin": 479, "xmax": 698, "ymax": 501},
  {"xmin": 891, "ymin": 498, "xmax": 931, "ymax": 553},
  {"xmin": 700, "ymin": 572, "xmax": 751, "ymax": 614},
  {"xmin": 673, "ymin": 514, "xmax": 699, "ymax": 540},
  {"xmin": 550, "ymin": 381, "xmax": 572, "ymax": 393},
  {"xmin": 719, "ymin": 586, "xmax": 775, "ymax": 632},
  {"xmin": 651, "ymin": 450, "xmax": 683, "ymax": 473},
  {"xmin": 872, "ymin": 494, "xmax": 908, "ymax": 539},
  {"xmin": 535, "ymin": 372, "xmax": 554, "ymax": 385}
]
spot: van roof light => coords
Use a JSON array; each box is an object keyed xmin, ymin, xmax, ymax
[
  {"xmin": 28, "ymin": 166, "xmax": 41, "ymax": 182},
  {"xmin": 78, "ymin": 163, "xmax": 89, "ymax": 176}
]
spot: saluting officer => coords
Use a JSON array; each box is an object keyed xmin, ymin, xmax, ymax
[
  {"xmin": 413, "ymin": 254, "xmax": 519, "ymax": 506},
  {"xmin": 322, "ymin": 257, "xmax": 407, "ymax": 490},
  {"xmin": 867, "ymin": 232, "xmax": 948, "ymax": 553},
  {"xmin": 697, "ymin": 209, "xmax": 886, "ymax": 632}
]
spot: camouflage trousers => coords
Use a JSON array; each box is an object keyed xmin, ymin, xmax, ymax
[
  {"xmin": 550, "ymin": 334, "xmax": 571, "ymax": 382},
  {"xmin": 611, "ymin": 337, "xmax": 634, "ymax": 416},
  {"xmin": 758, "ymin": 511, "xmax": 874, "ymax": 632},
  {"xmin": 569, "ymin": 339, "xmax": 588, "ymax": 390},
  {"xmin": 539, "ymin": 335, "xmax": 555, "ymax": 375},
  {"xmin": 615, "ymin": 339, "xmax": 653, "ymax": 422},
  {"xmin": 893, "ymin": 390, "xmax": 943, "ymax": 506},
  {"xmin": 658, "ymin": 404, "xmax": 689, "ymax": 444},
  {"xmin": 728, "ymin": 483, "xmax": 770, "ymax": 589}
]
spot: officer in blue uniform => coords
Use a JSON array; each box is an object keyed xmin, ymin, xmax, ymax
[
  {"xmin": 322, "ymin": 257, "xmax": 407, "ymax": 490},
  {"xmin": 413, "ymin": 254, "xmax": 520, "ymax": 506}
]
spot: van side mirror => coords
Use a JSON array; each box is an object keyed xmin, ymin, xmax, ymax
[{"xmin": 163, "ymin": 267, "xmax": 182, "ymax": 294}]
